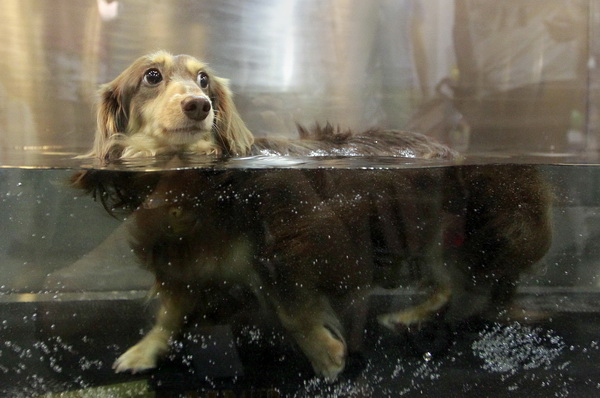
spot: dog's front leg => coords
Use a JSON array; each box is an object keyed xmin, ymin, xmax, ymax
[{"xmin": 113, "ymin": 291, "xmax": 194, "ymax": 373}]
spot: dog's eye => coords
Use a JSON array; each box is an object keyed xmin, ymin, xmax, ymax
[
  {"xmin": 197, "ymin": 71, "xmax": 209, "ymax": 89},
  {"xmin": 143, "ymin": 69, "xmax": 163, "ymax": 85}
]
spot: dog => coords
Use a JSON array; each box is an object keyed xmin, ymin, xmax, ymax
[
  {"xmin": 82, "ymin": 50, "xmax": 456, "ymax": 161},
  {"xmin": 74, "ymin": 51, "xmax": 553, "ymax": 380}
]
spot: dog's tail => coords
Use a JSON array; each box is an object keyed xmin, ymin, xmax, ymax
[{"xmin": 295, "ymin": 122, "xmax": 353, "ymax": 143}]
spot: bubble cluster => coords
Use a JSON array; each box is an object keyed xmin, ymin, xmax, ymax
[{"xmin": 472, "ymin": 322, "xmax": 566, "ymax": 374}]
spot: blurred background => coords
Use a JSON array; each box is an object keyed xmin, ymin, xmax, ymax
[
  {"xmin": 0, "ymin": 0, "xmax": 597, "ymax": 159},
  {"xmin": 2, "ymin": 2, "xmax": 600, "ymax": 395}
]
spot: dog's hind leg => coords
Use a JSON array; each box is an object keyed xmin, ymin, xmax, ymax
[
  {"xmin": 377, "ymin": 285, "xmax": 452, "ymax": 330},
  {"xmin": 378, "ymin": 225, "xmax": 453, "ymax": 331},
  {"xmin": 113, "ymin": 290, "xmax": 195, "ymax": 373},
  {"xmin": 274, "ymin": 295, "xmax": 347, "ymax": 381}
]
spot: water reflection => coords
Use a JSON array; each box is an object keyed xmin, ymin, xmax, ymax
[{"xmin": 73, "ymin": 159, "xmax": 552, "ymax": 381}]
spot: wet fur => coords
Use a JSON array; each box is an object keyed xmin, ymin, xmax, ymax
[
  {"xmin": 84, "ymin": 50, "xmax": 253, "ymax": 160},
  {"xmin": 75, "ymin": 52, "xmax": 553, "ymax": 380}
]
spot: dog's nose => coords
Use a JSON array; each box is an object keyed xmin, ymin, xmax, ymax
[{"xmin": 181, "ymin": 96, "xmax": 211, "ymax": 121}]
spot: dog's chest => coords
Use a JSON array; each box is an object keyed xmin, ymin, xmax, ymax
[
  {"xmin": 152, "ymin": 233, "xmax": 260, "ymax": 290},
  {"xmin": 198, "ymin": 236, "xmax": 257, "ymax": 283}
]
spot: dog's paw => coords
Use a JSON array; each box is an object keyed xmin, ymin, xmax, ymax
[
  {"xmin": 378, "ymin": 288, "xmax": 451, "ymax": 331},
  {"xmin": 120, "ymin": 147, "xmax": 155, "ymax": 159},
  {"xmin": 378, "ymin": 310, "xmax": 426, "ymax": 331},
  {"xmin": 305, "ymin": 327, "xmax": 346, "ymax": 381},
  {"xmin": 113, "ymin": 342, "xmax": 161, "ymax": 374}
]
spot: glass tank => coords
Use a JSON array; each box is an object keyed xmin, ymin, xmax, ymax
[{"xmin": 1, "ymin": 1, "xmax": 599, "ymax": 397}]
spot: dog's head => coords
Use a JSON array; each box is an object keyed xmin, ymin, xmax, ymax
[{"xmin": 89, "ymin": 50, "xmax": 253, "ymax": 160}]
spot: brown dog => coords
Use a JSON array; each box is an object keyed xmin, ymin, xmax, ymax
[
  {"xmin": 75, "ymin": 52, "xmax": 553, "ymax": 380},
  {"xmin": 82, "ymin": 50, "xmax": 455, "ymax": 162}
]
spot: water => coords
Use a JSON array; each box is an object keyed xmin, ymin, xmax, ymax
[{"xmin": 1, "ymin": 154, "xmax": 600, "ymax": 397}]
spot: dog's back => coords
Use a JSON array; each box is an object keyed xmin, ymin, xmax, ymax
[{"xmin": 252, "ymin": 124, "xmax": 459, "ymax": 159}]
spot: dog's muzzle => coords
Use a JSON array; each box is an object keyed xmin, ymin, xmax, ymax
[{"xmin": 181, "ymin": 96, "xmax": 212, "ymax": 121}]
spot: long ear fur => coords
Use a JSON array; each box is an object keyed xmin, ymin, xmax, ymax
[
  {"xmin": 81, "ymin": 55, "xmax": 151, "ymax": 160},
  {"xmin": 78, "ymin": 82, "xmax": 126, "ymax": 160},
  {"xmin": 211, "ymin": 76, "xmax": 254, "ymax": 156},
  {"xmin": 92, "ymin": 83, "xmax": 130, "ymax": 160}
]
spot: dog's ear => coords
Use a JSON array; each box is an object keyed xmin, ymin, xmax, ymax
[
  {"xmin": 90, "ymin": 82, "xmax": 131, "ymax": 160},
  {"xmin": 211, "ymin": 76, "xmax": 254, "ymax": 156},
  {"xmin": 85, "ymin": 56, "xmax": 148, "ymax": 160}
]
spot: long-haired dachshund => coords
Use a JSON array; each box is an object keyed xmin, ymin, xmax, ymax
[
  {"xmin": 83, "ymin": 50, "xmax": 456, "ymax": 161},
  {"xmin": 75, "ymin": 51, "xmax": 553, "ymax": 380}
]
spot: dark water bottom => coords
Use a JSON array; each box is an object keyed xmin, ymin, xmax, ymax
[{"xmin": 2, "ymin": 291, "xmax": 600, "ymax": 397}]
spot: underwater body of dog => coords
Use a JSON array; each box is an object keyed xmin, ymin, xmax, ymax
[
  {"xmin": 74, "ymin": 52, "xmax": 553, "ymax": 381},
  {"xmin": 74, "ymin": 158, "xmax": 552, "ymax": 381}
]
